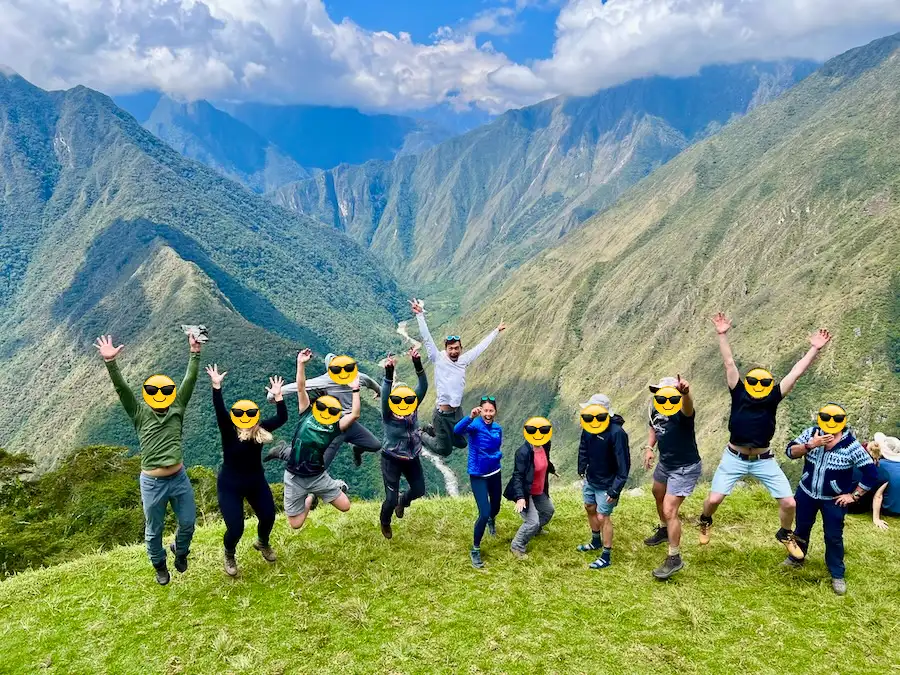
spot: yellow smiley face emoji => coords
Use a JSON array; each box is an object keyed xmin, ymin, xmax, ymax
[
  {"xmin": 580, "ymin": 405, "xmax": 610, "ymax": 435},
  {"xmin": 524, "ymin": 417, "xmax": 553, "ymax": 445},
  {"xmin": 312, "ymin": 395, "xmax": 342, "ymax": 426},
  {"xmin": 230, "ymin": 399, "xmax": 260, "ymax": 429},
  {"xmin": 388, "ymin": 386, "xmax": 419, "ymax": 417},
  {"xmin": 652, "ymin": 386, "xmax": 683, "ymax": 417},
  {"xmin": 327, "ymin": 355, "xmax": 358, "ymax": 386},
  {"xmin": 744, "ymin": 368, "xmax": 776, "ymax": 399},
  {"xmin": 817, "ymin": 403, "xmax": 847, "ymax": 435},
  {"xmin": 142, "ymin": 375, "xmax": 176, "ymax": 409}
]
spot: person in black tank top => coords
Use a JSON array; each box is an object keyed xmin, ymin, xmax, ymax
[{"xmin": 699, "ymin": 313, "xmax": 832, "ymax": 560}]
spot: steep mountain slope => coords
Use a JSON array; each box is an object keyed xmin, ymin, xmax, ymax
[
  {"xmin": 221, "ymin": 101, "xmax": 456, "ymax": 168},
  {"xmin": 441, "ymin": 33, "xmax": 900, "ymax": 478},
  {"xmin": 0, "ymin": 72, "xmax": 408, "ymax": 475},
  {"xmin": 274, "ymin": 62, "xmax": 816, "ymax": 302},
  {"xmin": 114, "ymin": 93, "xmax": 308, "ymax": 193}
]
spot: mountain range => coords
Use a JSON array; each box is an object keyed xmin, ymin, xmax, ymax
[{"xmin": 273, "ymin": 61, "xmax": 818, "ymax": 304}]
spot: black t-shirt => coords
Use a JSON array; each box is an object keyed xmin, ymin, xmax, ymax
[
  {"xmin": 728, "ymin": 382, "xmax": 784, "ymax": 448},
  {"xmin": 650, "ymin": 409, "xmax": 700, "ymax": 468}
]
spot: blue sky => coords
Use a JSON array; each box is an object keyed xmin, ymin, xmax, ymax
[{"xmin": 2, "ymin": 1, "xmax": 900, "ymax": 113}]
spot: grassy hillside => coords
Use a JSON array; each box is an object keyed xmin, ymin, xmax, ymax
[
  {"xmin": 0, "ymin": 72, "xmax": 409, "ymax": 474},
  {"xmin": 1, "ymin": 486, "xmax": 898, "ymax": 674},
  {"xmin": 274, "ymin": 62, "xmax": 814, "ymax": 303},
  {"xmin": 442, "ymin": 34, "xmax": 900, "ymax": 480}
]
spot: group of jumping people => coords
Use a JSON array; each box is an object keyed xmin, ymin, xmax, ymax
[{"xmin": 96, "ymin": 302, "xmax": 878, "ymax": 595}]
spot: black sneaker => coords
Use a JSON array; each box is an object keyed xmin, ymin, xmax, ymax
[
  {"xmin": 422, "ymin": 424, "xmax": 436, "ymax": 437},
  {"xmin": 470, "ymin": 548, "xmax": 485, "ymax": 569},
  {"xmin": 153, "ymin": 562, "xmax": 171, "ymax": 586},
  {"xmin": 381, "ymin": 522, "xmax": 393, "ymax": 539},
  {"xmin": 352, "ymin": 446, "xmax": 364, "ymax": 467},
  {"xmin": 395, "ymin": 501, "xmax": 406, "ymax": 519},
  {"xmin": 309, "ymin": 494, "xmax": 320, "ymax": 511},
  {"xmin": 643, "ymin": 525, "xmax": 669, "ymax": 547},
  {"xmin": 169, "ymin": 543, "xmax": 188, "ymax": 573},
  {"xmin": 264, "ymin": 441, "xmax": 289, "ymax": 463},
  {"xmin": 652, "ymin": 554, "xmax": 684, "ymax": 580},
  {"xmin": 487, "ymin": 518, "xmax": 497, "ymax": 537}
]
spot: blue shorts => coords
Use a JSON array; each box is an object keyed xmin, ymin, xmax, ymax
[
  {"xmin": 710, "ymin": 447, "xmax": 792, "ymax": 499},
  {"xmin": 582, "ymin": 481, "xmax": 618, "ymax": 515}
]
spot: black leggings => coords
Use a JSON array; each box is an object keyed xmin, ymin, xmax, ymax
[
  {"xmin": 217, "ymin": 469, "xmax": 276, "ymax": 553},
  {"xmin": 380, "ymin": 453, "xmax": 426, "ymax": 525},
  {"xmin": 471, "ymin": 472, "xmax": 502, "ymax": 547}
]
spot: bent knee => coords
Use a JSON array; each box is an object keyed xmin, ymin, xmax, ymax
[
  {"xmin": 706, "ymin": 492, "xmax": 726, "ymax": 506},
  {"xmin": 780, "ymin": 496, "xmax": 796, "ymax": 509}
]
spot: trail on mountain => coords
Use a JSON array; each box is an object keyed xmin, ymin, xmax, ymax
[
  {"xmin": 420, "ymin": 449, "xmax": 459, "ymax": 496},
  {"xmin": 396, "ymin": 320, "xmax": 421, "ymax": 350}
]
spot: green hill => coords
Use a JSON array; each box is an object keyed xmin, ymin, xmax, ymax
[
  {"xmin": 438, "ymin": 33, "xmax": 900, "ymax": 480},
  {"xmin": 0, "ymin": 71, "xmax": 410, "ymax": 480},
  {"xmin": 1, "ymin": 486, "xmax": 898, "ymax": 674},
  {"xmin": 274, "ymin": 61, "xmax": 815, "ymax": 303}
]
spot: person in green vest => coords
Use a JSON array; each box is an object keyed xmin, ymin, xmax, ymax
[{"xmin": 95, "ymin": 332, "xmax": 202, "ymax": 586}]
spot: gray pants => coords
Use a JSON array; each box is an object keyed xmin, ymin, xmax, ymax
[
  {"xmin": 420, "ymin": 407, "xmax": 468, "ymax": 457},
  {"xmin": 511, "ymin": 493, "xmax": 555, "ymax": 553},
  {"xmin": 322, "ymin": 421, "xmax": 382, "ymax": 468},
  {"xmin": 139, "ymin": 467, "xmax": 196, "ymax": 566}
]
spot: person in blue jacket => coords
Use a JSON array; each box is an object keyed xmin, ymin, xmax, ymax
[{"xmin": 454, "ymin": 396, "xmax": 503, "ymax": 568}]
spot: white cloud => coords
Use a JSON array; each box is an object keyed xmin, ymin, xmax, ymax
[{"xmin": 1, "ymin": 0, "xmax": 899, "ymax": 114}]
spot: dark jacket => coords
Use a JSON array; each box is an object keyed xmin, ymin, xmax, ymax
[
  {"xmin": 577, "ymin": 414, "xmax": 630, "ymax": 499},
  {"xmin": 381, "ymin": 357, "xmax": 428, "ymax": 461},
  {"xmin": 504, "ymin": 441, "xmax": 556, "ymax": 502}
]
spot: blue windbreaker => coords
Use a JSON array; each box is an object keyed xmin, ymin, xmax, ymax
[{"xmin": 454, "ymin": 416, "xmax": 503, "ymax": 476}]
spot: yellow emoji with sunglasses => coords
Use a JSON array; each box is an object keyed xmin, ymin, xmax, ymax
[
  {"xmin": 142, "ymin": 374, "xmax": 177, "ymax": 409},
  {"xmin": 327, "ymin": 355, "xmax": 358, "ymax": 386},
  {"xmin": 312, "ymin": 395, "xmax": 344, "ymax": 426},
  {"xmin": 744, "ymin": 368, "xmax": 776, "ymax": 400},
  {"xmin": 388, "ymin": 387, "xmax": 419, "ymax": 417},
  {"xmin": 817, "ymin": 403, "xmax": 848, "ymax": 435},
  {"xmin": 524, "ymin": 417, "xmax": 553, "ymax": 445},
  {"xmin": 230, "ymin": 400, "xmax": 261, "ymax": 429}
]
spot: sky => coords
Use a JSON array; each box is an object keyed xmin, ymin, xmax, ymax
[{"xmin": 2, "ymin": 0, "xmax": 900, "ymax": 114}]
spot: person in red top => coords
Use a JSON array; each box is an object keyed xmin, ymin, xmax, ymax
[{"xmin": 504, "ymin": 423, "xmax": 556, "ymax": 558}]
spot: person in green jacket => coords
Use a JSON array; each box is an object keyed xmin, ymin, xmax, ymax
[{"xmin": 95, "ymin": 333, "xmax": 202, "ymax": 586}]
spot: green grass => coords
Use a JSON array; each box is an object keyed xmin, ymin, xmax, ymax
[{"xmin": 2, "ymin": 486, "xmax": 899, "ymax": 674}]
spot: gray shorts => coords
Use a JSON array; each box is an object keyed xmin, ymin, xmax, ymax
[
  {"xmin": 283, "ymin": 470, "xmax": 345, "ymax": 516},
  {"xmin": 652, "ymin": 460, "xmax": 702, "ymax": 498}
]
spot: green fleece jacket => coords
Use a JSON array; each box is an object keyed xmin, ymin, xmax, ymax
[{"xmin": 105, "ymin": 353, "xmax": 200, "ymax": 470}]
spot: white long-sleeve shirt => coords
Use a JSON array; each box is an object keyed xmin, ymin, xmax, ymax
[{"xmin": 416, "ymin": 312, "xmax": 499, "ymax": 408}]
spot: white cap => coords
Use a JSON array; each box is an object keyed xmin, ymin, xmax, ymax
[
  {"xmin": 324, "ymin": 353, "xmax": 336, "ymax": 367},
  {"xmin": 580, "ymin": 393, "xmax": 614, "ymax": 416},
  {"xmin": 874, "ymin": 432, "xmax": 900, "ymax": 462},
  {"xmin": 649, "ymin": 376, "xmax": 679, "ymax": 393}
]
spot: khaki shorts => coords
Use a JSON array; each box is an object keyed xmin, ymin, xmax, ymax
[{"xmin": 283, "ymin": 470, "xmax": 345, "ymax": 516}]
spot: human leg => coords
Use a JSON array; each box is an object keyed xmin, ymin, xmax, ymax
[
  {"xmin": 283, "ymin": 471, "xmax": 311, "ymax": 530},
  {"xmin": 471, "ymin": 475, "xmax": 491, "ymax": 548},
  {"xmin": 217, "ymin": 471, "xmax": 246, "ymax": 554},
  {"xmin": 380, "ymin": 453, "xmax": 402, "ymax": 531},
  {"xmin": 139, "ymin": 473, "xmax": 169, "ymax": 568},
  {"xmin": 343, "ymin": 422, "xmax": 382, "ymax": 466},
  {"xmin": 578, "ymin": 482, "xmax": 603, "ymax": 551},
  {"xmin": 820, "ymin": 499, "xmax": 847, "ymax": 581},
  {"xmin": 487, "ymin": 472, "xmax": 502, "ymax": 535},
  {"xmin": 245, "ymin": 473, "xmax": 277, "ymax": 547},
  {"xmin": 322, "ymin": 432, "xmax": 347, "ymax": 470},
  {"xmin": 511, "ymin": 497, "xmax": 540, "ymax": 553},
  {"xmin": 396, "ymin": 456, "xmax": 426, "ymax": 517},
  {"xmin": 169, "ymin": 469, "xmax": 197, "ymax": 565}
]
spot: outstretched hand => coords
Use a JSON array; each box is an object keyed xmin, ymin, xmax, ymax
[
  {"xmin": 266, "ymin": 375, "xmax": 284, "ymax": 400},
  {"xmin": 385, "ymin": 354, "xmax": 397, "ymax": 369},
  {"xmin": 497, "ymin": 321, "xmax": 507, "ymax": 332},
  {"xmin": 205, "ymin": 364, "xmax": 227, "ymax": 388},
  {"xmin": 408, "ymin": 346, "xmax": 420, "ymax": 360},
  {"xmin": 470, "ymin": 406, "xmax": 482, "ymax": 419},
  {"xmin": 809, "ymin": 328, "xmax": 832, "ymax": 350},
  {"xmin": 297, "ymin": 348, "xmax": 312, "ymax": 365},
  {"xmin": 712, "ymin": 312, "xmax": 732, "ymax": 335},
  {"xmin": 94, "ymin": 335, "xmax": 124, "ymax": 362},
  {"xmin": 189, "ymin": 334, "xmax": 202, "ymax": 353},
  {"xmin": 409, "ymin": 298, "xmax": 424, "ymax": 314},
  {"xmin": 675, "ymin": 374, "xmax": 690, "ymax": 393}
]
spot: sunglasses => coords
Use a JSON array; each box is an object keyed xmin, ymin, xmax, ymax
[
  {"xmin": 231, "ymin": 408, "xmax": 259, "ymax": 418},
  {"xmin": 818, "ymin": 412, "xmax": 846, "ymax": 423},
  {"xmin": 143, "ymin": 384, "xmax": 175, "ymax": 396},
  {"xmin": 328, "ymin": 363, "xmax": 357, "ymax": 375},
  {"xmin": 654, "ymin": 395, "xmax": 682, "ymax": 405},
  {"xmin": 445, "ymin": 335, "xmax": 461, "ymax": 342},
  {"xmin": 480, "ymin": 395, "xmax": 496, "ymax": 403},
  {"xmin": 581, "ymin": 413, "xmax": 609, "ymax": 423},
  {"xmin": 746, "ymin": 376, "xmax": 774, "ymax": 387},
  {"xmin": 314, "ymin": 400, "xmax": 342, "ymax": 416},
  {"xmin": 389, "ymin": 395, "xmax": 417, "ymax": 405},
  {"xmin": 525, "ymin": 425, "xmax": 552, "ymax": 435}
]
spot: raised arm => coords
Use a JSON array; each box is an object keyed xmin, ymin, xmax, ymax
[
  {"xmin": 458, "ymin": 322, "xmax": 505, "ymax": 366},
  {"xmin": 360, "ymin": 372, "xmax": 382, "ymax": 397},
  {"xmin": 410, "ymin": 347, "xmax": 428, "ymax": 400},
  {"xmin": 269, "ymin": 380, "xmax": 298, "ymax": 402},
  {"xmin": 205, "ymin": 364, "xmax": 231, "ymax": 432},
  {"xmin": 381, "ymin": 354, "xmax": 396, "ymax": 419},
  {"xmin": 454, "ymin": 409, "xmax": 477, "ymax": 436},
  {"xmin": 95, "ymin": 335, "xmax": 138, "ymax": 421},
  {"xmin": 780, "ymin": 329, "xmax": 831, "ymax": 396},
  {"xmin": 676, "ymin": 375, "xmax": 694, "ymax": 417},
  {"xmin": 712, "ymin": 313, "xmax": 740, "ymax": 390},
  {"xmin": 338, "ymin": 375, "xmax": 361, "ymax": 432},
  {"xmin": 411, "ymin": 299, "xmax": 440, "ymax": 363},
  {"xmin": 261, "ymin": 376, "xmax": 289, "ymax": 431},
  {"xmin": 296, "ymin": 349, "xmax": 312, "ymax": 414},
  {"xmin": 174, "ymin": 334, "xmax": 202, "ymax": 408}
]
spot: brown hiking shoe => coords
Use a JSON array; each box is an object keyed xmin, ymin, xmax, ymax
[
  {"xmin": 698, "ymin": 519, "xmax": 712, "ymax": 545},
  {"xmin": 223, "ymin": 549, "xmax": 238, "ymax": 577},
  {"xmin": 776, "ymin": 529, "xmax": 805, "ymax": 560},
  {"xmin": 381, "ymin": 522, "xmax": 393, "ymax": 539},
  {"xmin": 253, "ymin": 540, "xmax": 277, "ymax": 563}
]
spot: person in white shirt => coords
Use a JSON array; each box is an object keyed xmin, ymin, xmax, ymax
[{"xmin": 409, "ymin": 298, "xmax": 506, "ymax": 457}]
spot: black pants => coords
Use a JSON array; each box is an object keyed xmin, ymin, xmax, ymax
[
  {"xmin": 421, "ymin": 407, "xmax": 468, "ymax": 457},
  {"xmin": 323, "ymin": 421, "xmax": 382, "ymax": 468},
  {"xmin": 217, "ymin": 469, "xmax": 276, "ymax": 553},
  {"xmin": 471, "ymin": 472, "xmax": 502, "ymax": 547},
  {"xmin": 380, "ymin": 453, "xmax": 426, "ymax": 525}
]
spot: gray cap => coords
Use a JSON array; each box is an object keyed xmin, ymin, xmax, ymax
[
  {"xmin": 580, "ymin": 393, "xmax": 614, "ymax": 416},
  {"xmin": 324, "ymin": 353, "xmax": 336, "ymax": 367}
]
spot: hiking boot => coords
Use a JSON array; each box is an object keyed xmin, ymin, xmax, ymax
[
  {"xmin": 223, "ymin": 549, "xmax": 238, "ymax": 577},
  {"xmin": 253, "ymin": 539, "xmax": 277, "ymax": 563},
  {"xmin": 381, "ymin": 522, "xmax": 393, "ymax": 539},
  {"xmin": 781, "ymin": 556, "xmax": 804, "ymax": 569},
  {"xmin": 352, "ymin": 446, "xmax": 365, "ymax": 467},
  {"xmin": 169, "ymin": 543, "xmax": 188, "ymax": 573},
  {"xmin": 470, "ymin": 548, "xmax": 485, "ymax": 569},
  {"xmin": 644, "ymin": 525, "xmax": 669, "ymax": 547},
  {"xmin": 309, "ymin": 494, "xmax": 320, "ymax": 511},
  {"xmin": 395, "ymin": 501, "xmax": 406, "ymax": 519},
  {"xmin": 422, "ymin": 424, "xmax": 436, "ymax": 437},
  {"xmin": 487, "ymin": 518, "xmax": 497, "ymax": 537},
  {"xmin": 510, "ymin": 547, "xmax": 528, "ymax": 559},
  {"xmin": 831, "ymin": 578, "xmax": 847, "ymax": 596},
  {"xmin": 339, "ymin": 481, "xmax": 349, "ymax": 494},
  {"xmin": 698, "ymin": 517, "xmax": 712, "ymax": 545},
  {"xmin": 153, "ymin": 562, "xmax": 171, "ymax": 586},
  {"xmin": 652, "ymin": 554, "xmax": 684, "ymax": 580},
  {"xmin": 776, "ymin": 528, "xmax": 805, "ymax": 560},
  {"xmin": 263, "ymin": 441, "xmax": 289, "ymax": 463}
]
